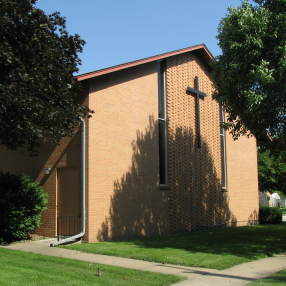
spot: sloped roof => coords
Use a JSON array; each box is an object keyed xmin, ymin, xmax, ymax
[{"xmin": 76, "ymin": 43, "xmax": 213, "ymax": 81}]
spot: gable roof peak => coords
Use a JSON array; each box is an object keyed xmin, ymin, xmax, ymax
[{"xmin": 77, "ymin": 43, "xmax": 213, "ymax": 81}]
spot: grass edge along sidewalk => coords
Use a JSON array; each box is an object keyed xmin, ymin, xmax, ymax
[
  {"xmin": 63, "ymin": 224, "xmax": 286, "ymax": 270},
  {"xmin": 247, "ymin": 268, "xmax": 286, "ymax": 285},
  {"xmin": 0, "ymin": 248, "xmax": 184, "ymax": 286}
]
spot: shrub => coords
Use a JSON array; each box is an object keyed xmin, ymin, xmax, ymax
[
  {"xmin": 259, "ymin": 206, "xmax": 282, "ymax": 225},
  {"xmin": 0, "ymin": 172, "xmax": 47, "ymax": 242}
]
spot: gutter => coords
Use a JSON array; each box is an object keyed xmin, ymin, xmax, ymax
[{"xmin": 50, "ymin": 117, "xmax": 86, "ymax": 246}]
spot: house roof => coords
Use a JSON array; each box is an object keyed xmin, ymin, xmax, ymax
[{"xmin": 76, "ymin": 44, "xmax": 213, "ymax": 81}]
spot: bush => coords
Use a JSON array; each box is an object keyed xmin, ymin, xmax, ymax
[
  {"xmin": 259, "ymin": 206, "xmax": 282, "ymax": 225},
  {"xmin": 0, "ymin": 172, "xmax": 47, "ymax": 242}
]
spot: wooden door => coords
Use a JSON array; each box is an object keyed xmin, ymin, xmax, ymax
[{"xmin": 57, "ymin": 168, "xmax": 81, "ymax": 237}]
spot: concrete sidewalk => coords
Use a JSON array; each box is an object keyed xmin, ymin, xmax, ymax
[{"xmin": 2, "ymin": 238, "xmax": 286, "ymax": 286}]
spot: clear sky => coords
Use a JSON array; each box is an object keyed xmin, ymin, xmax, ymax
[{"xmin": 36, "ymin": 0, "xmax": 242, "ymax": 75}]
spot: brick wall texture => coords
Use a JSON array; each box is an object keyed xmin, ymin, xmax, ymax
[
  {"xmin": 165, "ymin": 53, "xmax": 258, "ymax": 232},
  {"xmin": 166, "ymin": 54, "xmax": 229, "ymax": 231},
  {"xmin": 0, "ymin": 50, "xmax": 259, "ymax": 241},
  {"xmin": 87, "ymin": 63, "xmax": 169, "ymax": 241}
]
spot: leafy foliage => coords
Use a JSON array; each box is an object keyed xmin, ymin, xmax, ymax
[
  {"xmin": 0, "ymin": 0, "xmax": 90, "ymax": 151},
  {"xmin": 258, "ymin": 148, "xmax": 286, "ymax": 193},
  {"xmin": 213, "ymin": 0, "xmax": 286, "ymax": 144},
  {"xmin": 259, "ymin": 206, "xmax": 282, "ymax": 224},
  {"xmin": 0, "ymin": 172, "xmax": 47, "ymax": 242}
]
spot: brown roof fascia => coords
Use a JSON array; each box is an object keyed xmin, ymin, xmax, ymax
[{"xmin": 76, "ymin": 44, "xmax": 213, "ymax": 81}]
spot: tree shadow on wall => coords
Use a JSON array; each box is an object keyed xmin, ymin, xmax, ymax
[
  {"xmin": 97, "ymin": 116, "xmax": 237, "ymax": 241},
  {"xmin": 167, "ymin": 126, "xmax": 236, "ymax": 233}
]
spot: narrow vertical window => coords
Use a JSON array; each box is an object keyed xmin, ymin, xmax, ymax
[
  {"xmin": 219, "ymin": 104, "xmax": 227, "ymax": 191},
  {"xmin": 158, "ymin": 60, "xmax": 168, "ymax": 187}
]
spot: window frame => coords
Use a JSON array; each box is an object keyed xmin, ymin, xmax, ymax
[{"xmin": 157, "ymin": 60, "xmax": 169, "ymax": 189}]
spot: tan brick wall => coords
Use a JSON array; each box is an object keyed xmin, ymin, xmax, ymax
[
  {"xmin": 0, "ymin": 87, "xmax": 88, "ymax": 238},
  {"xmin": 87, "ymin": 63, "xmax": 169, "ymax": 241},
  {"xmin": 165, "ymin": 53, "xmax": 233, "ymax": 231},
  {"xmin": 35, "ymin": 133, "xmax": 82, "ymax": 237},
  {"xmin": 85, "ymin": 52, "xmax": 259, "ymax": 241},
  {"xmin": 226, "ymin": 133, "xmax": 259, "ymax": 225},
  {"xmin": 0, "ymin": 132, "xmax": 82, "ymax": 237},
  {"xmin": 0, "ymin": 144, "xmax": 57, "ymax": 237},
  {"xmin": 0, "ymin": 51, "xmax": 259, "ymax": 241}
]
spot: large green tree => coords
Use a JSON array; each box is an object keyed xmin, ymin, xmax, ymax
[
  {"xmin": 258, "ymin": 148, "xmax": 286, "ymax": 194},
  {"xmin": 0, "ymin": 0, "xmax": 89, "ymax": 151},
  {"xmin": 213, "ymin": 0, "xmax": 286, "ymax": 145}
]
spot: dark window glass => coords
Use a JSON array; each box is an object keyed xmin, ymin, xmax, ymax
[
  {"xmin": 158, "ymin": 61, "xmax": 167, "ymax": 186},
  {"xmin": 159, "ymin": 119, "xmax": 166, "ymax": 184}
]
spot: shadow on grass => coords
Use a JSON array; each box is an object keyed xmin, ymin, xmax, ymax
[
  {"xmin": 127, "ymin": 224, "xmax": 286, "ymax": 259},
  {"xmin": 64, "ymin": 225, "xmax": 286, "ymax": 270}
]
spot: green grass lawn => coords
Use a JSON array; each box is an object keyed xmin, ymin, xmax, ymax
[
  {"xmin": 248, "ymin": 269, "xmax": 286, "ymax": 285},
  {"xmin": 0, "ymin": 248, "xmax": 183, "ymax": 286},
  {"xmin": 63, "ymin": 224, "xmax": 286, "ymax": 270}
]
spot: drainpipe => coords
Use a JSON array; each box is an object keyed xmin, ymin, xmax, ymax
[
  {"xmin": 50, "ymin": 117, "xmax": 86, "ymax": 246},
  {"xmin": 220, "ymin": 104, "xmax": 228, "ymax": 192}
]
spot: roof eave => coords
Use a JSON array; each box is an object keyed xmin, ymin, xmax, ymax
[{"xmin": 76, "ymin": 44, "xmax": 213, "ymax": 82}]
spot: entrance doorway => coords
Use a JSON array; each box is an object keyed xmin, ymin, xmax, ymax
[{"xmin": 57, "ymin": 167, "xmax": 81, "ymax": 238}]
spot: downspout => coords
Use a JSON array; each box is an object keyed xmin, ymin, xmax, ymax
[
  {"xmin": 50, "ymin": 117, "xmax": 86, "ymax": 246},
  {"xmin": 220, "ymin": 104, "xmax": 228, "ymax": 191}
]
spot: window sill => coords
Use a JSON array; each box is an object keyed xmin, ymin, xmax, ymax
[
  {"xmin": 160, "ymin": 184, "xmax": 169, "ymax": 191},
  {"xmin": 221, "ymin": 187, "xmax": 227, "ymax": 192}
]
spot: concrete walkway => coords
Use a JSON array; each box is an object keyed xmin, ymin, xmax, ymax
[{"xmin": 2, "ymin": 238, "xmax": 286, "ymax": 286}]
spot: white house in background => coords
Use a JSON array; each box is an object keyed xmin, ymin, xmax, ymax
[
  {"xmin": 271, "ymin": 193, "xmax": 281, "ymax": 207},
  {"xmin": 259, "ymin": 192, "xmax": 286, "ymax": 208}
]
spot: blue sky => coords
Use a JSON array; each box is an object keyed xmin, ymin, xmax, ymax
[{"xmin": 36, "ymin": 0, "xmax": 242, "ymax": 75}]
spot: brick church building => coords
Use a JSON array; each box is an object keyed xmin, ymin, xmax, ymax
[{"xmin": 0, "ymin": 44, "xmax": 259, "ymax": 242}]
